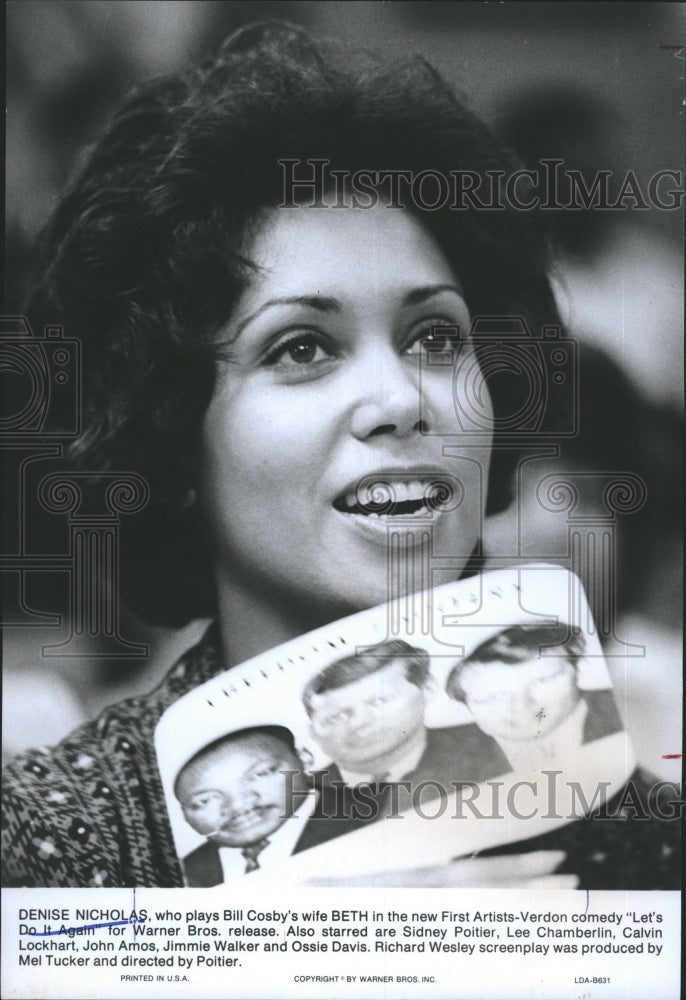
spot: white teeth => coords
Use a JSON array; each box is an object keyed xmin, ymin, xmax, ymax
[
  {"xmin": 336, "ymin": 478, "xmax": 447, "ymax": 515},
  {"xmin": 390, "ymin": 481, "xmax": 429, "ymax": 504},
  {"xmin": 356, "ymin": 480, "xmax": 433, "ymax": 506}
]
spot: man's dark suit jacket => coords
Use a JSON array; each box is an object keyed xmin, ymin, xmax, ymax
[
  {"xmin": 183, "ymin": 692, "xmax": 631, "ymax": 881},
  {"xmin": 296, "ymin": 691, "xmax": 624, "ymax": 853},
  {"xmin": 296, "ymin": 724, "xmax": 511, "ymax": 852},
  {"xmin": 183, "ymin": 723, "xmax": 505, "ymax": 876},
  {"xmin": 182, "ymin": 829, "xmax": 312, "ymax": 887},
  {"xmin": 183, "ymin": 840, "xmax": 229, "ymax": 887}
]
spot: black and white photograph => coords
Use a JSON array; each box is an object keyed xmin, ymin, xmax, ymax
[
  {"xmin": 2, "ymin": 3, "xmax": 683, "ymax": 999},
  {"xmin": 155, "ymin": 570, "xmax": 655, "ymax": 889}
]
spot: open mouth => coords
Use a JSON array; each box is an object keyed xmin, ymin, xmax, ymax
[{"xmin": 333, "ymin": 479, "xmax": 451, "ymax": 518}]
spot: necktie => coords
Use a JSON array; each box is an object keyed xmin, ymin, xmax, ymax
[{"xmin": 241, "ymin": 837, "xmax": 270, "ymax": 873}]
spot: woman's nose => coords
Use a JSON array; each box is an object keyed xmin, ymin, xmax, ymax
[{"xmin": 349, "ymin": 350, "xmax": 430, "ymax": 441}]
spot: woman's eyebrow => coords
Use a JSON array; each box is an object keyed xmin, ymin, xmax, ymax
[
  {"xmin": 233, "ymin": 295, "xmax": 341, "ymax": 337},
  {"xmin": 228, "ymin": 285, "xmax": 465, "ymax": 343},
  {"xmin": 235, "ymin": 285, "xmax": 463, "ymax": 329},
  {"xmin": 403, "ymin": 284, "xmax": 465, "ymax": 306}
]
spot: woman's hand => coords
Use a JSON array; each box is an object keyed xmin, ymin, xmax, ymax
[{"xmin": 306, "ymin": 850, "xmax": 577, "ymax": 888}]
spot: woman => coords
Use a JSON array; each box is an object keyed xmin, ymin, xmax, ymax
[{"xmin": 2, "ymin": 22, "xmax": 598, "ymax": 888}]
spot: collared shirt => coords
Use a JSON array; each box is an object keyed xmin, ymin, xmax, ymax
[
  {"xmin": 335, "ymin": 730, "xmax": 427, "ymax": 786},
  {"xmin": 493, "ymin": 698, "xmax": 588, "ymax": 774},
  {"xmin": 217, "ymin": 793, "xmax": 319, "ymax": 881}
]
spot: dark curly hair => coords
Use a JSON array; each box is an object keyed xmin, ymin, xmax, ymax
[{"xmin": 25, "ymin": 21, "xmax": 564, "ymax": 626}]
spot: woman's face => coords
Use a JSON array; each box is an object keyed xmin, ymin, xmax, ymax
[{"xmin": 200, "ymin": 205, "xmax": 493, "ymax": 621}]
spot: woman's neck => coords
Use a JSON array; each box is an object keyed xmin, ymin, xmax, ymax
[
  {"xmin": 214, "ymin": 558, "xmax": 473, "ymax": 667},
  {"xmin": 214, "ymin": 575, "xmax": 349, "ymax": 668}
]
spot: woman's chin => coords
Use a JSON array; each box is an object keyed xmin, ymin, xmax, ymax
[{"xmin": 305, "ymin": 573, "xmax": 435, "ymax": 622}]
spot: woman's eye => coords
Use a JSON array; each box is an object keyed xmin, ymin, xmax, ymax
[
  {"xmin": 262, "ymin": 331, "xmax": 334, "ymax": 367},
  {"xmin": 406, "ymin": 320, "xmax": 457, "ymax": 360}
]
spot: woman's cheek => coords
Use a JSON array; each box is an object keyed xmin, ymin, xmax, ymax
[
  {"xmin": 450, "ymin": 346, "xmax": 496, "ymax": 435},
  {"xmin": 223, "ymin": 381, "xmax": 320, "ymax": 459}
]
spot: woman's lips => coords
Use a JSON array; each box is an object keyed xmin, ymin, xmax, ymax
[{"xmin": 331, "ymin": 505, "xmax": 441, "ymax": 546}]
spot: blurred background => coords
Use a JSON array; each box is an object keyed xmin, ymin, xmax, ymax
[{"xmin": 4, "ymin": 1, "xmax": 684, "ymax": 775}]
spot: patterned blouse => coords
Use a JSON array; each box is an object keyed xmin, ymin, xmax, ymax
[{"xmin": 2, "ymin": 624, "xmax": 224, "ymax": 887}]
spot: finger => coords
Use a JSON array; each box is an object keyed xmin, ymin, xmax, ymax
[
  {"xmin": 304, "ymin": 851, "xmax": 569, "ymax": 888},
  {"xmin": 448, "ymin": 850, "xmax": 567, "ymax": 886},
  {"xmin": 305, "ymin": 869, "xmax": 579, "ymax": 890},
  {"xmin": 495, "ymin": 849, "xmax": 567, "ymax": 875}
]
